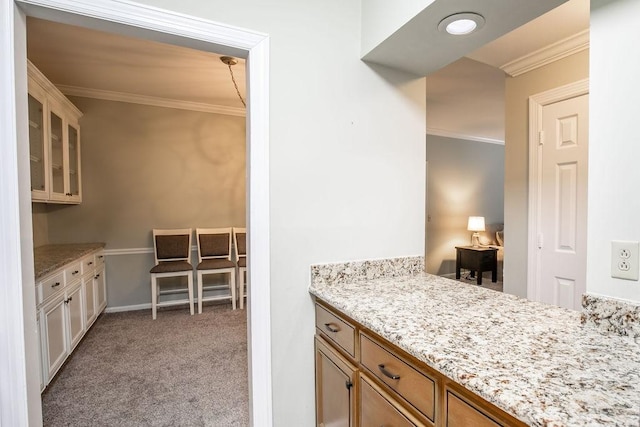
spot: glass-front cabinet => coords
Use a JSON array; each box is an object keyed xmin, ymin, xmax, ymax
[
  {"xmin": 27, "ymin": 60, "xmax": 83, "ymax": 204},
  {"xmin": 28, "ymin": 89, "xmax": 48, "ymax": 200}
]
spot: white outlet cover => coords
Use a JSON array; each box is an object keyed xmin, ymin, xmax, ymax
[{"xmin": 611, "ymin": 241, "xmax": 640, "ymax": 280}]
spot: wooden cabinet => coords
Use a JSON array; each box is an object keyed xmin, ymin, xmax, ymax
[
  {"xmin": 37, "ymin": 249, "xmax": 106, "ymax": 389},
  {"xmin": 314, "ymin": 300, "xmax": 526, "ymax": 427},
  {"xmin": 28, "ymin": 60, "xmax": 83, "ymax": 204},
  {"xmin": 315, "ymin": 336, "xmax": 357, "ymax": 427}
]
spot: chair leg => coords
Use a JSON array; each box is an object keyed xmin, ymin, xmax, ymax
[
  {"xmin": 230, "ymin": 269, "xmax": 237, "ymax": 310},
  {"xmin": 151, "ymin": 275, "xmax": 157, "ymax": 320},
  {"xmin": 188, "ymin": 271, "xmax": 194, "ymax": 315},
  {"xmin": 239, "ymin": 268, "xmax": 245, "ymax": 310},
  {"xmin": 197, "ymin": 271, "xmax": 203, "ymax": 314}
]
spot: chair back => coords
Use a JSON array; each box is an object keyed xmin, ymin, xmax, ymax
[
  {"xmin": 152, "ymin": 228, "xmax": 192, "ymax": 265},
  {"xmin": 196, "ymin": 228, "xmax": 233, "ymax": 264},
  {"xmin": 233, "ymin": 227, "xmax": 247, "ymax": 263}
]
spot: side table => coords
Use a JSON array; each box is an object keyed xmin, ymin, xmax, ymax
[{"xmin": 455, "ymin": 246, "xmax": 498, "ymax": 285}]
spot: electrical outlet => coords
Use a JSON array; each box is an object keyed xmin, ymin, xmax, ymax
[{"xmin": 611, "ymin": 241, "xmax": 639, "ymax": 280}]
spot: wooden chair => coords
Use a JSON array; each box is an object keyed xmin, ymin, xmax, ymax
[
  {"xmin": 233, "ymin": 227, "xmax": 247, "ymax": 309},
  {"xmin": 195, "ymin": 228, "xmax": 237, "ymax": 312},
  {"xmin": 150, "ymin": 228, "xmax": 194, "ymax": 320}
]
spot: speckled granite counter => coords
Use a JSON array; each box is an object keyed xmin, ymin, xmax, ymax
[
  {"xmin": 309, "ymin": 262, "xmax": 640, "ymax": 427},
  {"xmin": 34, "ymin": 243, "xmax": 105, "ymax": 280}
]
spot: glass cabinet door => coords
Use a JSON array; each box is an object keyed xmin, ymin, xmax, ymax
[
  {"xmin": 28, "ymin": 94, "xmax": 46, "ymax": 194},
  {"xmin": 49, "ymin": 110, "xmax": 65, "ymax": 198},
  {"xmin": 68, "ymin": 124, "xmax": 80, "ymax": 197}
]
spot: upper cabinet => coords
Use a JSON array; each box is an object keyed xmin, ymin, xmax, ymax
[{"xmin": 28, "ymin": 61, "xmax": 83, "ymax": 204}]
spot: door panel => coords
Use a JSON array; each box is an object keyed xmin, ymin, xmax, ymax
[{"xmin": 538, "ymin": 94, "xmax": 589, "ymax": 310}]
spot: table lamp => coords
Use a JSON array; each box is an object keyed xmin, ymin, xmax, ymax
[{"xmin": 467, "ymin": 216, "xmax": 485, "ymax": 247}]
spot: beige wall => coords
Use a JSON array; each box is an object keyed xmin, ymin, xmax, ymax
[
  {"xmin": 504, "ymin": 49, "xmax": 589, "ymax": 297},
  {"xmin": 31, "ymin": 203, "xmax": 48, "ymax": 247},
  {"xmin": 39, "ymin": 97, "xmax": 246, "ymax": 306},
  {"xmin": 426, "ymin": 135, "xmax": 504, "ymax": 276}
]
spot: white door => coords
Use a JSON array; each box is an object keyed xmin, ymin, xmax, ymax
[{"xmin": 537, "ymin": 94, "xmax": 589, "ymax": 310}]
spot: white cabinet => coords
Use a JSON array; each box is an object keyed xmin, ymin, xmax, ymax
[
  {"xmin": 37, "ymin": 249, "xmax": 106, "ymax": 389},
  {"xmin": 41, "ymin": 294, "xmax": 68, "ymax": 383},
  {"xmin": 28, "ymin": 60, "xmax": 83, "ymax": 204},
  {"xmin": 66, "ymin": 282, "xmax": 85, "ymax": 351}
]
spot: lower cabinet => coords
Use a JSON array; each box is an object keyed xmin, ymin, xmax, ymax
[
  {"xmin": 315, "ymin": 336, "xmax": 357, "ymax": 427},
  {"xmin": 37, "ymin": 249, "xmax": 106, "ymax": 389},
  {"xmin": 314, "ymin": 300, "xmax": 526, "ymax": 427},
  {"xmin": 41, "ymin": 294, "xmax": 68, "ymax": 383},
  {"xmin": 67, "ymin": 281, "xmax": 85, "ymax": 351}
]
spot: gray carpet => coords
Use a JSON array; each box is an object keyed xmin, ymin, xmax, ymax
[
  {"xmin": 42, "ymin": 304, "xmax": 249, "ymax": 427},
  {"xmin": 455, "ymin": 270, "xmax": 504, "ymax": 292}
]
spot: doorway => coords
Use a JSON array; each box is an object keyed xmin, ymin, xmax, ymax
[
  {"xmin": 2, "ymin": 1, "xmax": 271, "ymax": 424},
  {"xmin": 527, "ymin": 80, "xmax": 589, "ymax": 310}
]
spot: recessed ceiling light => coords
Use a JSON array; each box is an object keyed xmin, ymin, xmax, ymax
[{"xmin": 438, "ymin": 13, "xmax": 485, "ymax": 36}]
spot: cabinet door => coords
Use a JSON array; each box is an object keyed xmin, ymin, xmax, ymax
[
  {"xmin": 37, "ymin": 314, "xmax": 44, "ymax": 392},
  {"xmin": 67, "ymin": 122, "xmax": 81, "ymax": 202},
  {"xmin": 66, "ymin": 283, "xmax": 85, "ymax": 351},
  {"xmin": 84, "ymin": 275, "xmax": 96, "ymax": 327},
  {"xmin": 360, "ymin": 375, "xmax": 419, "ymax": 427},
  {"xmin": 446, "ymin": 390, "xmax": 502, "ymax": 427},
  {"xmin": 42, "ymin": 296, "xmax": 68, "ymax": 382},
  {"xmin": 28, "ymin": 89, "xmax": 48, "ymax": 200},
  {"xmin": 95, "ymin": 267, "xmax": 107, "ymax": 313},
  {"xmin": 48, "ymin": 107, "xmax": 67, "ymax": 201},
  {"xmin": 315, "ymin": 336, "xmax": 357, "ymax": 427}
]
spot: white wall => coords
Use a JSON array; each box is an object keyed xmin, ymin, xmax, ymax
[
  {"xmin": 131, "ymin": 1, "xmax": 427, "ymax": 425},
  {"xmin": 587, "ymin": 0, "xmax": 640, "ymax": 303},
  {"xmin": 360, "ymin": 0, "xmax": 435, "ymax": 56}
]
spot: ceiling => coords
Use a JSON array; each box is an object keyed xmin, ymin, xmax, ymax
[
  {"xmin": 426, "ymin": 0, "xmax": 589, "ymax": 144},
  {"xmin": 27, "ymin": 0, "xmax": 589, "ymax": 141},
  {"xmin": 27, "ymin": 17, "xmax": 247, "ymax": 115}
]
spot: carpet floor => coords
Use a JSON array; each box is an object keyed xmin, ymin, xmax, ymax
[
  {"xmin": 455, "ymin": 270, "xmax": 503, "ymax": 292},
  {"xmin": 42, "ymin": 304, "xmax": 249, "ymax": 427}
]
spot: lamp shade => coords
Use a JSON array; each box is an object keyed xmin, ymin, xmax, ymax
[{"xmin": 467, "ymin": 216, "xmax": 485, "ymax": 232}]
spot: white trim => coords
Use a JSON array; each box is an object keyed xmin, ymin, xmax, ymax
[
  {"xmin": 104, "ymin": 302, "xmax": 151, "ymax": 313},
  {"xmin": 527, "ymin": 79, "xmax": 589, "ymax": 303},
  {"xmin": 8, "ymin": 1, "xmax": 272, "ymax": 425},
  {"xmin": 103, "ymin": 246, "xmax": 199, "ymax": 256},
  {"xmin": 57, "ymin": 85, "xmax": 246, "ymax": 117},
  {"xmin": 502, "ymin": 30, "xmax": 590, "ymax": 77},
  {"xmin": 426, "ymin": 127, "xmax": 504, "ymax": 145},
  {"xmin": 104, "ymin": 247, "xmax": 154, "ymax": 256},
  {"xmin": 1, "ymin": 3, "xmax": 33, "ymax": 426}
]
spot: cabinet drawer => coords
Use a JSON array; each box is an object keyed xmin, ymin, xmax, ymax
[
  {"xmin": 39, "ymin": 272, "xmax": 64, "ymax": 305},
  {"xmin": 315, "ymin": 304, "xmax": 355, "ymax": 358},
  {"xmin": 446, "ymin": 390, "xmax": 502, "ymax": 427},
  {"xmin": 95, "ymin": 252, "xmax": 105, "ymax": 267},
  {"xmin": 360, "ymin": 374, "xmax": 420, "ymax": 427},
  {"xmin": 65, "ymin": 261, "xmax": 82, "ymax": 283},
  {"xmin": 81, "ymin": 255, "xmax": 96, "ymax": 276},
  {"xmin": 360, "ymin": 333, "xmax": 436, "ymax": 423}
]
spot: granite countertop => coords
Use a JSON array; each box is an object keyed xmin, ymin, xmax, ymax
[
  {"xmin": 309, "ymin": 271, "xmax": 640, "ymax": 427},
  {"xmin": 34, "ymin": 243, "xmax": 105, "ymax": 280}
]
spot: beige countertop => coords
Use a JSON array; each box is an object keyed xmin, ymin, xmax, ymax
[
  {"xmin": 34, "ymin": 243, "xmax": 105, "ymax": 280},
  {"xmin": 309, "ymin": 258, "xmax": 640, "ymax": 427}
]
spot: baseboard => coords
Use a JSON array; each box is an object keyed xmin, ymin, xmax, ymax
[
  {"xmin": 104, "ymin": 303, "xmax": 151, "ymax": 313},
  {"xmin": 441, "ymin": 273, "xmax": 457, "ymax": 279}
]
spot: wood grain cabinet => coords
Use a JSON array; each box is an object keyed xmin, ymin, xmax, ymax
[
  {"xmin": 28, "ymin": 60, "xmax": 83, "ymax": 204},
  {"xmin": 313, "ymin": 300, "xmax": 527, "ymax": 427},
  {"xmin": 37, "ymin": 249, "xmax": 106, "ymax": 390}
]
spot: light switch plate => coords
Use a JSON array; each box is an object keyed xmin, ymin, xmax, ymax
[{"xmin": 611, "ymin": 241, "xmax": 639, "ymax": 280}]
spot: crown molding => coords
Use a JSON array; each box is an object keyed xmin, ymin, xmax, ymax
[
  {"xmin": 501, "ymin": 29, "xmax": 589, "ymax": 77},
  {"xmin": 57, "ymin": 85, "xmax": 246, "ymax": 117},
  {"xmin": 426, "ymin": 127, "xmax": 504, "ymax": 145}
]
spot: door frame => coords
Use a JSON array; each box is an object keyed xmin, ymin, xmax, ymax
[
  {"xmin": 1, "ymin": 0, "xmax": 272, "ymax": 425},
  {"xmin": 527, "ymin": 79, "xmax": 589, "ymax": 302}
]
